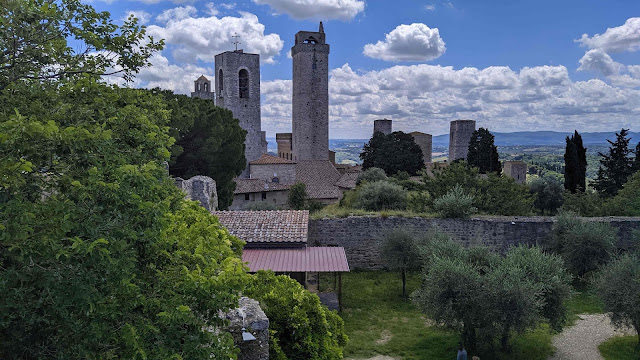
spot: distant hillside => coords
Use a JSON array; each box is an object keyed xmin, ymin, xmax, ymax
[{"xmin": 431, "ymin": 131, "xmax": 639, "ymax": 147}]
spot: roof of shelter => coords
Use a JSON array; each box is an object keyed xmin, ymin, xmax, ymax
[
  {"xmin": 242, "ymin": 247, "xmax": 350, "ymax": 272},
  {"xmin": 249, "ymin": 153, "xmax": 296, "ymax": 165},
  {"xmin": 212, "ymin": 210, "xmax": 309, "ymax": 244},
  {"xmin": 233, "ymin": 178, "xmax": 291, "ymax": 194},
  {"xmin": 295, "ymin": 160, "xmax": 343, "ymax": 200}
]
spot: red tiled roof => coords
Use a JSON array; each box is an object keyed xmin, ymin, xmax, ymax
[
  {"xmin": 249, "ymin": 153, "xmax": 296, "ymax": 165},
  {"xmin": 212, "ymin": 210, "xmax": 308, "ymax": 244},
  {"xmin": 295, "ymin": 160, "xmax": 343, "ymax": 200},
  {"xmin": 233, "ymin": 178, "xmax": 291, "ymax": 194},
  {"xmin": 242, "ymin": 247, "xmax": 350, "ymax": 272}
]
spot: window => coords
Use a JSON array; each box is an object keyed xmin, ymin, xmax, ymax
[
  {"xmin": 239, "ymin": 69, "xmax": 249, "ymax": 98},
  {"xmin": 203, "ymin": 83, "xmax": 208, "ymax": 92},
  {"xmin": 244, "ymin": 193, "xmax": 249, "ymax": 200},
  {"xmin": 218, "ymin": 69, "xmax": 224, "ymax": 92},
  {"xmin": 261, "ymin": 192, "xmax": 267, "ymax": 200}
]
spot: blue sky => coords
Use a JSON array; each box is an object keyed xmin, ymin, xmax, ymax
[{"xmin": 89, "ymin": 0, "xmax": 640, "ymax": 138}]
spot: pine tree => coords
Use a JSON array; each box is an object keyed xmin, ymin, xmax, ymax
[
  {"xmin": 467, "ymin": 128, "xmax": 501, "ymax": 174},
  {"xmin": 564, "ymin": 131, "xmax": 587, "ymax": 193},
  {"xmin": 360, "ymin": 131, "xmax": 425, "ymax": 175},
  {"xmin": 593, "ymin": 129, "xmax": 634, "ymax": 197}
]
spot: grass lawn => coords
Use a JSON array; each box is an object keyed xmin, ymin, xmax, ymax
[
  {"xmin": 321, "ymin": 271, "xmax": 555, "ymax": 360},
  {"xmin": 599, "ymin": 336, "xmax": 640, "ymax": 360},
  {"xmin": 565, "ymin": 279, "xmax": 604, "ymax": 322}
]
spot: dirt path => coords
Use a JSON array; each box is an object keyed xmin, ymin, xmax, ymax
[{"xmin": 549, "ymin": 314, "xmax": 636, "ymax": 360}]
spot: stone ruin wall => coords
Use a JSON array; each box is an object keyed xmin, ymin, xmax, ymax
[
  {"xmin": 223, "ymin": 297, "xmax": 269, "ymax": 360},
  {"xmin": 174, "ymin": 175, "xmax": 218, "ymax": 211},
  {"xmin": 308, "ymin": 216, "xmax": 640, "ymax": 270}
]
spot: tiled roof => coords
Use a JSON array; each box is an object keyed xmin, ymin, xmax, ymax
[
  {"xmin": 242, "ymin": 247, "xmax": 350, "ymax": 272},
  {"xmin": 249, "ymin": 153, "xmax": 296, "ymax": 165},
  {"xmin": 295, "ymin": 160, "xmax": 343, "ymax": 200},
  {"xmin": 335, "ymin": 172, "xmax": 358, "ymax": 189},
  {"xmin": 233, "ymin": 178, "xmax": 291, "ymax": 194},
  {"xmin": 212, "ymin": 210, "xmax": 309, "ymax": 244}
]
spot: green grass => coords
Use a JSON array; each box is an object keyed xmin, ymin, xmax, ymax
[
  {"xmin": 599, "ymin": 336, "xmax": 640, "ymax": 360},
  {"xmin": 325, "ymin": 271, "xmax": 555, "ymax": 360},
  {"xmin": 565, "ymin": 280, "xmax": 605, "ymax": 322},
  {"xmin": 310, "ymin": 204, "xmax": 437, "ymax": 220}
]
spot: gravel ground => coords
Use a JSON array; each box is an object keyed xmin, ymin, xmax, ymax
[{"xmin": 549, "ymin": 314, "xmax": 636, "ymax": 360}]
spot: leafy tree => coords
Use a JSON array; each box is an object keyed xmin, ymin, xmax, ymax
[
  {"xmin": 529, "ymin": 175, "xmax": 564, "ymax": 215},
  {"xmin": 433, "ymin": 184, "xmax": 476, "ymax": 218},
  {"xmin": 602, "ymin": 171, "xmax": 640, "ymax": 216},
  {"xmin": 288, "ymin": 182, "xmax": 307, "ymax": 210},
  {"xmin": 559, "ymin": 190, "xmax": 603, "ymax": 217},
  {"xmin": 593, "ymin": 129, "xmax": 635, "ymax": 197},
  {"xmin": 634, "ymin": 142, "xmax": 640, "ymax": 172},
  {"xmin": 360, "ymin": 131, "xmax": 425, "ymax": 176},
  {"xmin": 0, "ymin": 0, "xmax": 162, "ymax": 90},
  {"xmin": 155, "ymin": 90, "xmax": 246, "ymax": 209},
  {"xmin": 467, "ymin": 128, "xmax": 501, "ymax": 174},
  {"xmin": 244, "ymin": 271, "xmax": 348, "ymax": 360},
  {"xmin": 356, "ymin": 167, "xmax": 387, "ymax": 185},
  {"xmin": 564, "ymin": 131, "xmax": 587, "ymax": 193},
  {"xmin": 380, "ymin": 229, "xmax": 421, "ymax": 297},
  {"xmin": 353, "ymin": 180, "xmax": 407, "ymax": 211},
  {"xmin": 596, "ymin": 254, "xmax": 640, "ymax": 345}
]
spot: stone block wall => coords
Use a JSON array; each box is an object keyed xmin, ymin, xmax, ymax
[
  {"xmin": 224, "ymin": 297, "xmax": 269, "ymax": 360},
  {"xmin": 448, "ymin": 120, "xmax": 476, "ymax": 162},
  {"xmin": 374, "ymin": 119, "xmax": 392, "ymax": 135},
  {"xmin": 250, "ymin": 163, "xmax": 296, "ymax": 184},
  {"xmin": 308, "ymin": 216, "xmax": 640, "ymax": 270},
  {"xmin": 174, "ymin": 175, "xmax": 218, "ymax": 211}
]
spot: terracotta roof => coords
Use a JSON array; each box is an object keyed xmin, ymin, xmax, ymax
[
  {"xmin": 249, "ymin": 153, "xmax": 296, "ymax": 165},
  {"xmin": 212, "ymin": 210, "xmax": 309, "ymax": 244},
  {"xmin": 234, "ymin": 178, "xmax": 291, "ymax": 194},
  {"xmin": 295, "ymin": 160, "xmax": 343, "ymax": 200},
  {"xmin": 242, "ymin": 247, "xmax": 350, "ymax": 272},
  {"xmin": 335, "ymin": 172, "xmax": 358, "ymax": 189}
]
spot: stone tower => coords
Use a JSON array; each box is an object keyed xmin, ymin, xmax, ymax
[
  {"xmin": 276, "ymin": 133, "xmax": 293, "ymax": 161},
  {"xmin": 291, "ymin": 22, "xmax": 330, "ymax": 162},
  {"xmin": 215, "ymin": 50, "xmax": 262, "ymax": 177},
  {"xmin": 449, "ymin": 120, "xmax": 476, "ymax": 162},
  {"xmin": 503, "ymin": 161, "xmax": 527, "ymax": 184},
  {"xmin": 374, "ymin": 119, "xmax": 392, "ymax": 135},
  {"xmin": 191, "ymin": 75, "xmax": 215, "ymax": 101},
  {"xmin": 410, "ymin": 131, "xmax": 433, "ymax": 164}
]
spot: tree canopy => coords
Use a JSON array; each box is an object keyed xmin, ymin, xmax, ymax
[
  {"xmin": 593, "ymin": 129, "xmax": 635, "ymax": 197},
  {"xmin": 564, "ymin": 130, "xmax": 587, "ymax": 193},
  {"xmin": 360, "ymin": 131, "xmax": 425, "ymax": 176},
  {"xmin": 467, "ymin": 128, "xmax": 501, "ymax": 174}
]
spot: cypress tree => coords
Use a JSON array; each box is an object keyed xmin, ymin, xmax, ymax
[
  {"xmin": 467, "ymin": 128, "xmax": 501, "ymax": 174},
  {"xmin": 593, "ymin": 129, "xmax": 634, "ymax": 197},
  {"xmin": 564, "ymin": 131, "xmax": 587, "ymax": 193},
  {"xmin": 634, "ymin": 142, "xmax": 640, "ymax": 173}
]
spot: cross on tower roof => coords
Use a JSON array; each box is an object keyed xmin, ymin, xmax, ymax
[{"xmin": 232, "ymin": 33, "xmax": 241, "ymax": 51}]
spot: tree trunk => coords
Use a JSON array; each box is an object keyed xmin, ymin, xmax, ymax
[
  {"xmin": 501, "ymin": 325, "xmax": 510, "ymax": 351},
  {"xmin": 401, "ymin": 270, "xmax": 406, "ymax": 298}
]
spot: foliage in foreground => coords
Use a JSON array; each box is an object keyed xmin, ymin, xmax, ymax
[
  {"xmin": 529, "ymin": 175, "xmax": 564, "ymax": 215},
  {"xmin": 599, "ymin": 336, "xmax": 640, "ymax": 360},
  {"xmin": 244, "ymin": 271, "xmax": 348, "ymax": 360},
  {"xmin": 379, "ymin": 229, "xmax": 423, "ymax": 297},
  {"xmin": 353, "ymin": 180, "xmax": 407, "ymax": 211}
]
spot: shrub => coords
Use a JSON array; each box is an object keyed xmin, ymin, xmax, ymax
[
  {"xmin": 434, "ymin": 184, "xmax": 476, "ymax": 218},
  {"xmin": 529, "ymin": 175, "xmax": 564, "ymax": 215},
  {"xmin": 353, "ymin": 180, "xmax": 407, "ymax": 211},
  {"xmin": 407, "ymin": 191, "xmax": 431, "ymax": 213},
  {"xmin": 288, "ymin": 182, "xmax": 307, "ymax": 210},
  {"xmin": 559, "ymin": 190, "xmax": 603, "ymax": 216},
  {"xmin": 356, "ymin": 167, "xmax": 388, "ymax": 185},
  {"xmin": 244, "ymin": 271, "xmax": 348, "ymax": 360},
  {"xmin": 602, "ymin": 171, "xmax": 640, "ymax": 216}
]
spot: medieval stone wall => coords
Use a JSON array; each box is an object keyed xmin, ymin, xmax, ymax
[
  {"xmin": 308, "ymin": 216, "xmax": 640, "ymax": 270},
  {"xmin": 410, "ymin": 132, "xmax": 433, "ymax": 164},
  {"xmin": 174, "ymin": 175, "xmax": 218, "ymax": 211}
]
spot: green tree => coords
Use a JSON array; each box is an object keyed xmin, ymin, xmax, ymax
[
  {"xmin": 433, "ymin": 184, "xmax": 476, "ymax": 218},
  {"xmin": 596, "ymin": 254, "xmax": 640, "ymax": 345},
  {"xmin": 467, "ymin": 128, "xmax": 501, "ymax": 174},
  {"xmin": 380, "ymin": 229, "xmax": 421, "ymax": 297},
  {"xmin": 634, "ymin": 142, "xmax": 640, "ymax": 172},
  {"xmin": 559, "ymin": 190, "xmax": 603, "ymax": 217},
  {"xmin": 602, "ymin": 171, "xmax": 640, "ymax": 216},
  {"xmin": 564, "ymin": 130, "xmax": 587, "ymax": 193},
  {"xmin": 244, "ymin": 271, "xmax": 348, "ymax": 360},
  {"xmin": 593, "ymin": 129, "xmax": 635, "ymax": 197},
  {"xmin": 356, "ymin": 167, "xmax": 387, "ymax": 185},
  {"xmin": 529, "ymin": 175, "xmax": 564, "ymax": 215},
  {"xmin": 360, "ymin": 131, "xmax": 425, "ymax": 175},
  {"xmin": 0, "ymin": 0, "xmax": 162, "ymax": 90},
  {"xmin": 353, "ymin": 180, "xmax": 407, "ymax": 211},
  {"xmin": 288, "ymin": 182, "xmax": 307, "ymax": 210},
  {"xmin": 155, "ymin": 90, "xmax": 246, "ymax": 209}
]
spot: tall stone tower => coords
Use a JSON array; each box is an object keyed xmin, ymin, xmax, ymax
[
  {"xmin": 215, "ymin": 50, "xmax": 262, "ymax": 177},
  {"xmin": 291, "ymin": 22, "xmax": 330, "ymax": 162},
  {"xmin": 191, "ymin": 75, "xmax": 215, "ymax": 101},
  {"xmin": 374, "ymin": 119, "xmax": 392, "ymax": 135},
  {"xmin": 410, "ymin": 131, "xmax": 433, "ymax": 164},
  {"xmin": 448, "ymin": 120, "xmax": 476, "ymax": 162}
]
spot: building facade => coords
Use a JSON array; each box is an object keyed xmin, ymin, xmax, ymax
[
  {"xmin": 373, "ymin": 119, "xmax": 393, "ymax": 135},
  {"xmin": 449, "ymin": 120, "xmax": 476, "ymax": 162}
]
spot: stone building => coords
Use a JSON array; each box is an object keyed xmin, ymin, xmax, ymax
[
  {"xmin": 215, "ymin": 50, "xmax": 262, "ymax": 177},
  {"xmin": 373, "ymin": 119, "xmax": 392, "ymax": 135},
  {"xmin": 449, "ymin": 119, "xmax": 476, "ymax": 162},
  {"xmin": 260, "ymin": 131, "xmax": 268, "ymax": 154},
  {"xmin": 503, "ymin": 160, "xmax": 527, "ymax": 184},
  {"xmin": 410, "ymin": 131, "xmax": 433, "ymax": 164},
  {"xmin": 249, "ymin": 154, "xmax": 296, "ymax": 184},
  {"xmin": 291, "ymin": 22, "xmax": 330, "ymax": 162},
  {"xmin": 276, "ymin": 132, "xmax": 293, "ymax": 160},
  {"xmin": 229, "ymin": 178, "xmax": 291, "ymax": 210},
  {"xmin": 191, "ymin": 75, "xmax": 215, "ymax": 101}
]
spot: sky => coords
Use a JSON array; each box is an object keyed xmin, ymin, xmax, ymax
[{"xmin": 87, "ymin": 0, "xmax": 640, "ymax": 139}]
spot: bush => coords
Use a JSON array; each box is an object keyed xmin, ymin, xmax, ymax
[
  {"xmin": 356, "ymin": 167, "xmax": 388, "ymax": 185},
  {"xmin": 434, "ymin": 184, "xmax": 476, "ymax": 218},
  {"xmin": 559, "ymin": 190, "xmax": 603, "ymax": 216},
  {"xmin": 407, "ymin": 191, "xmax": 431, "ymax": 213},
  {"xmin": 244, "ymin": 271, "xmax": 348, "ymax": 360},
  {"xmin": 288, "ymin": 182, "xmax": 307, "ymax": 210},
  {"xmin": 529, "ymin": 175, "xmax": 564, "ymax": 215},
  {"xmin": 602, "ymin": 171, "xmax": 640, "ymax": 216},
  {"xmin": 353, "ymin": 180, "xmax": 407, "ymax": 211},
  {"xmin": 596, "ymin": 254, "xmax": 640, "ymax": 345}
]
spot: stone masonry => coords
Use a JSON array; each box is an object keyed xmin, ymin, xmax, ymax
[
  {"xmin": 276, "ymin": 132, "xmax": 293, "ymax": 160},
  {"xmin": 215, "ymin": 50, "xmax": 262, "ymax": 177},
  {"xmin": 503, "ymin": 160, "xmax": 528, "ymax": 184},
  {"xmin": 223, "ymin": 297, "xmax": 269, "ymax": 360},
  {"xmin": 174, "ymin": 175, "xmax": 218, "ymax": 211},
  {"xmin": 191, "ymin": 75, "xmax": 215, "ymax": 101},
  {"xmin": 449, "ymin": 119, "xmax": 476, "ymax": 162},
  {"xmin": 308, "ymin": 216, "xmax": 640, "ymax": 270},
  {"xmin": 373, "ymin": 119, "xmax": 393, "ymax": 135},
  {"xmin": 410, "ymin": 131, "xmax": 433, "ymax": 164},
  {"xmin": 292, "ymin": 22, "xmax": 330, "ymax": 162}
]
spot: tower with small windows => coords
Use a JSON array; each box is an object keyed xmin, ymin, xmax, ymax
[
  {"xmin": 191, "ymin": 75, "xmax": 215, "ymax": 101},
  {"xmin": 214, "ymin": 49, "xmax": 262, "ymax": 177},
  {"xmin": 291, "ymin": 22, "xmax": 330, "ymax": 161}
]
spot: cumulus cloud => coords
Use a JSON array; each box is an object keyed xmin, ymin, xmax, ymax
[
  {"xmin": 122, "ymin": 10, "xmax": 152, "ymax": 25},
  {"xmin": 252, "ymin": 0, "xmax": 365, "ymax": 21},
  {"xmin": 577, "ymin": 49, "xmax": 624, "ymax": 76},
  {"xmin": 576, "ymin": 17, "xmax": 640, "ymax": 53},
  {"xmin": 363, "ymin": 23, "xmax": 445, "ymax": 62},
  {"xmin": 147, "ymin": 10, "xmax": 284, "ymax": 64}
]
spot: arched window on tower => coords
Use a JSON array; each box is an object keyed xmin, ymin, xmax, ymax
[
  {"xmin": 203, "ymin": 83, "xmax": 208, "ymax": 92},
  {"xmin": 218, "ymin": 69, "xmax": 224, "ymax": 92},
  {"xmin": 239, "ymin": 69, "xmax": 249, "ymax": 99}
]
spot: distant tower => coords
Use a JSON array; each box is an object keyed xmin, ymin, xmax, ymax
[
  {"xmin": 374, "ymin": 119, "xmax": 392, "ymax": 135},
  {"xmin": 215, "ymin": 49, "xmax": 262, "ymax": 177},
  {"xmin": 276, "ymin": 133, "xmax": 293, "ymax": 161},
  {"xmin": 291, "ymin": 22, "xmax": 330, "ymax": 161},
  {"xmin": 410, "ymin": 131, "xmax": 433, "ymax": 164},
  {"xmin": 191, "ymin": 75, "xmax": 215, "ymax": 101},
  {"xmin": 260, "ymin": 131, "xmax": 268, "ymax": 154},
  {"xmin": 503, "ymin": 161, "xmax": 527, "ymax": 184},
  {"xmin": 449, "ymin": 120, "xmax": 476, "ymax": 162}
]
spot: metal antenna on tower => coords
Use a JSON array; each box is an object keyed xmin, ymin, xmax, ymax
[{"xmin": 232, "ymin": 33, "xmax": 241, "ymax": 51}]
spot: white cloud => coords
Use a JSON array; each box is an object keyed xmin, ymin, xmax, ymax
[
  {"xmin": 220, "ymin": 2, "xmax": 236, "ymax": 9},
  {"xmin": 147, "ymin": 10, "xmax": 284, "ymax": 64},
  {"xmin": 204, "ymin": 3, "xmax": 219, "ymax": 16},
  {"xmin": 363, "ymin": 23, "xmax": 445, "ymax": 62},
  {"xmin": 424, "ymin": 4, "xmax": 435, "ymax": 11},
  {"xmin": 252, "ymin": 0, "xmax": 365, "ymax": 21},
  {"xmin": 122, "ymin": 10, "xmax": 152, "ymax": 25},
  {"xmin": 576, "ymin": 17, "xmax": 640, "ymax": 53},
  {"xmin": 577, "ymin": 49, "xmax": 624, "ymax": 76}
]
